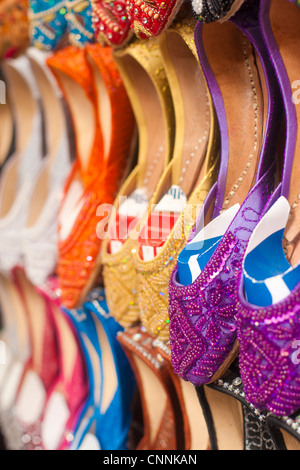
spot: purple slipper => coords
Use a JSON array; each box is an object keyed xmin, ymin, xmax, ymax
[{"xmin": 168, "ymin": 0, "xmax": 284, "ymax": 387}]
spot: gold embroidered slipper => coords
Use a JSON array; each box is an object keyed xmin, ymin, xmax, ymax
[
  {"xmin": 101, "ymin": 37, "xmax": 175, "ymax": 328},
  {"xmin": 133, "ymin": 16, "xmax": 220, "ymax": 342}
]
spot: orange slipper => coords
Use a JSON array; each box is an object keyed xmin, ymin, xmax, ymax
[{"xmin": 47, "ymin": 44, "xmax": 135, "ymax": 309}]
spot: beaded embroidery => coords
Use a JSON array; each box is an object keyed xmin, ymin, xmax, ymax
[
  {"xmin": 66, "ymin": 0, "xmax": 95, "ymax": 46},
  {"xmin": 191, "ymin": 0, "xmax": 245, "ymax": 23},
  {"xmin": 29, "ymin": 0, "xmax": 68, "ymax": 51},
  {"xmin": 236, "ymin": 282, "xmax": 300, "ymax": 417},
  {"xmin": 135, "ymin": 158, "xmax": 218, "ymax": 342},
  {"xmin": 168, "ymin": 174, "xmax": 274, "ymax": 386},
  {"xmin": 102, "ymin": 238, "xmax": 142, "ymax": 328},
  {"xmin": 125, "ymin": 0, "xmax": 185, "ymax": 39},
  {"xmin": 91, "ymin": 0, "xmax": 132, "ymax": 47}
]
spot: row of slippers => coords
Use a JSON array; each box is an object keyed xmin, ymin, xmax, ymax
[
  {"xmin": 0, "ymin": 5, "xmax": 136, "ymax": 450},
  {"xmin": 0, "ymin": 0, "xmax": 300, "ymax": 451},
  {"xmin": 100, "ymin": 0, "xmax": 300, "ymax": 450},
  {"xmin": 0, "ymin": 1, "xmax": 138, "ymax": 449},
  {"xmin": 0, "ymin": 0, "xmax": 255, "ymax": 60},
  {"xmin": 103, "ymin": 0, "xmax": 300, "ymax": 435},
  {"xmin": 0, "ymin": 279, "xmax": 292, "ymax": 451}
]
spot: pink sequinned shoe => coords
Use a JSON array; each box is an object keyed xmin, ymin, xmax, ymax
[
  {"xmin": 3, "ymin": 278, "xmax": 89, "ymax": 451},
  {"xmin": 0, "ymin": 269, "xmax": 60, "ymax": 450},
  {"xmin": 0, "ymin": 273, "xmax": 31, "ymax": 418}
]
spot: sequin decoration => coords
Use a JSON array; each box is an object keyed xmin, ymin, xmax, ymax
[
  {"xmin": 125, "ymin": 0, "xmax": 185, "ymax": 40},
  {"xmin": 102, "ymin": 238, "xmax": 142, "ymax": 328},
  {"xmin": 236, "ymin": 281, "xmax": 300, "ymax": 417},
  {"xmin": 191, "ymin": 0, "xmax": 245, "ymax": 23},
  {"xmin": 0, "ymin": 311, "xmax": 60, "ymax": 450},
  {"xmin": 91, "ymin": 0, "xmax": 133, "ymax": 47},
  {"xmin": 168, "ymin": 173, "xmax": 274, "ymax": 386},
  {"xmin": 29, "ymin": 0, "xmax": 68, "ymax": 51}
]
